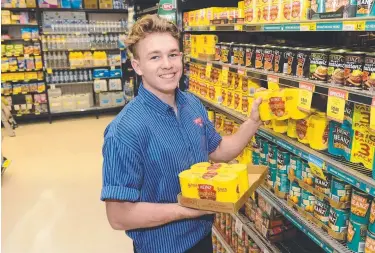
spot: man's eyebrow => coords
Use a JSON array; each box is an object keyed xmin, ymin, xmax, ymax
[{"xmin": 147, "ymin": 50, "xmax": 161, "ymax": 56}]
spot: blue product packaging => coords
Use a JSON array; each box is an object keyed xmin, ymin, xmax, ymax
[
  {"xmin": 70, "ymin": 0, "xmax": 82, "ymax": 9},
  {"xmin": 93, "ymin": 69, "xmax": 109, "ymax": 78},
  {"xmin": 109, "ymin": 69, "xmax": 122, "ymax": 78},
  {"xmin": 328, "ymin": 121, "xmax": 353, "ymax": 161},
  {"xmin": 61, "ymin": 0, "xmax": 71, "ymax": 8}
]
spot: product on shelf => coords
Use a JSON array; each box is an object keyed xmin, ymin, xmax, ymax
[
  {"xmin": 2, "ymin": 0, "xmax": 36, "ymax": 8},
  {"xmin": 363, "ymin": 52, "xmax": 375, "ymax": 91},
  {"xmin": 350, "ymin": 188, "xmax": 372, "ymax": 224},
  {"xmin": 1, "ymin": 10, "xmax": 37, "ymax": 25},
  {"xmin": 45, "ymin": 19, "xmax": 127, "ymax": 33},
  {"xmin": 310, "ymin": 0, "xmax": 357, "ymax": 19},
  {"xmin": 347, "ymin": 219, "xmax": 367, "ymax": 252},
  {"xmin": 310, "ymin": 48, "xmax": 330, "ymax": 82},
  {"xmin": 344, "ymin": 51, "xmax": 365, "ymax": 89}
]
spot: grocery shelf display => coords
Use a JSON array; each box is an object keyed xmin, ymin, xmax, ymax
[
  {"xmin": 179, "ymin": 0, "xmax": 375, "ymax": 251},
  {"xmin": 1, "ymin": 1, "xmax": 135, "ymax": 123}
]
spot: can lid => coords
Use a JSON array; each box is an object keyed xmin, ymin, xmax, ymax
[
  {"xmin": 366, "ymin": 51, "xmax": 375, "ymax": 57},
  {"xmin": 311, "ymin": 47, "xmax": 331, "ymax": 53},
  {"xmin": 346, "ymin": 50, "xmax": 365, "ymax": 55},
  {"xmin": 330, "ymin": 48, "xmax": 351, "ymax": 54}
]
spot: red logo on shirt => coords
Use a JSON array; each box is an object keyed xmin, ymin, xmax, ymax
[{"xmin": 194, "ymin": 117, "xmax": 203, "ymax": 127}]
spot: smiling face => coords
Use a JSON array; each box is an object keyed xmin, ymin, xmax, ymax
[{"xmin": 131, "ymin": 32, "xmax": 183, "ymax": 95}]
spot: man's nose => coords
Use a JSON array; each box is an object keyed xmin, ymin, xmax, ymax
[{"xmin": 161, "ymin": 56, "xmax": 172, "ymax": 69}]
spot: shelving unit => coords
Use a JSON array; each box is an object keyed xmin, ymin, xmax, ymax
[
  {"xmin": 187, "ymin": 57, "xmax": 374, "ymax": 106},
  {"xmin": 185, "ymin": 17, "xmax": 375, "ymax": 32},
  {"xmin": 212, "ymin": 226, "xmax": 235, "ymax": 253}
]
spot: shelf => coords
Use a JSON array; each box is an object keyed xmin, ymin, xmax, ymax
[
  {"xmin": 191, "ymin": 93, "xmax": 375, "ymax": 197},
  {"xmin": 231, "ymin": 213, "xmax": 281, "ymax": 253},
  {"xmin": 2, "ymin": 69, "xmax": 42, "ymax": 73},
  {"xmin": 1, "ymin": 24, "xmax": 38, "ymax": 27},
  {"xmin": 3, "ymin": 79, "xmax": 44, "ymax": 83},
  {"xmin": 47, "ymin": 81, "xmax": 94, "ymax": 86},
  {"xmin": 257, "ymin": 186, "xmax": 350, "ymax": 253},
  {"xmin": 1, "ymin": 7, "xmax": 36, "ymax": 11},
  {"xmin": 212, "ymin": 226, "xmax": 234, "ymax": 253},
  {"xmin": 1, "ymin": 38, "xmax": 40, "ymax": 42},
  {"xmin": 42, "ymin": 31, "xmax": 127, "ymax": 35},
  {"xmin": 50, "ymin": 105, "xmax": 123, "ymax": 115},
  {"xmin": 2, "ymin": 53, "xmax": 41, "ymax": 57},
  {"xmin": 12, "ymin": 112, "xmax": 49, "ymax": 118},
  {"xmin": 187, "ymin": 57, "xmax": 374, "ymax": 106},
  {"xmin": 43, "ymin": 48, "xmax": 124, "ymax": 52},
  {"xmin": 137, "ymin": 4, "xmax": 158, "ymax": 15},
  {"xmin": 46, "ymin": 65, "xmax": 121, "ymax": 71},
  {"xmin": 39, "ymin": 8, "xmax": 128, "ymax": 13},
  {"xmin": 185, "ymin": 17, "xmax": 375, "ymax": 32}
]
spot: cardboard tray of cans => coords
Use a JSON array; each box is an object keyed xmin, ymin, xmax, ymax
[
  {"xmin": 178, "ymin": 165, "xmax": 267, "ymax": 213},
  {"xmin": 288, "ymin": 174, "xmax": 351, "ymax": 210},
  {"xmin": 286, "ymin": 198, "xmax": 347, "ymax": 241}
]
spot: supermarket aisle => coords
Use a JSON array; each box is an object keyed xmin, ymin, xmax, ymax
[{"xmin": 1, "ymin": 116, "xmax": 133, "ymax": 253}]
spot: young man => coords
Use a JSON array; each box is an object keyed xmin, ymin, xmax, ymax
[{"xmin": 101, "ymin": 14, "xmax": 262, "ymax": 253}]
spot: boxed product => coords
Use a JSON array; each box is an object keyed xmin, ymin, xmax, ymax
[
  {"xmin": 99, "ymin": 0, "xmax": 112, "ymax": 9},
  {"xmin": 310, "ymin": 0, "xmax": 356, "ymax": 19},
  {"xmin": 84, "ymin": 0, "xmax": 98, "ymax": 9},
  {"xmin": 109, "ymin": 69, "xmax": 122, "ymax": 78},
  {"xmin": 111, "ymin": 92, "xmax": 125, "ymax": 106},
  {"xmin": 62, "ymin": 94, "xmax": 76, "ymax": 111},
  {"xmin": 178, "ymin": 163, "xmax": 267, "ymax": 213},
  {"xmin": 108, "ymin": 78, "xmax": 122, "ymax": 91},
  {"xmin": 93, "ymin": 69, "xmax": 109, "ymax": 78},
  {"xmin": 94, "ymin": 79, "xmax": 107, "ymax": 92},
  {"xmin": 38, "ymin": 0, "xmax": 58, "ymax": 8},
  {"xmin": 99, "ymin": 92, "xmax": 112, "ymax": 107},
  {"xmin": 2, "ymin": 11, "xmax": 11, "ymax": 24},
  {"xmin": 75, "ymin": 93, "xmax": 93, "ymax": 109}
]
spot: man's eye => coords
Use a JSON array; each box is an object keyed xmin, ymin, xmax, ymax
[
  {"xmin": 170, "ymin": 54, "xmax": 178, "ymax": 58},
  {"xmin": 150, "ymin": 56, "xmax": 159, "ymax": 60}
]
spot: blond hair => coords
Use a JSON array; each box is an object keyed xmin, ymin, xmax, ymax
[{"xmin": 125, "ymin": 14, "xmax": 180, "ymax": 59}]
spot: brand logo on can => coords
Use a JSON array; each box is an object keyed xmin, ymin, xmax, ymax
[{"xmin": 162, "ymin": 3, "xmax": 174, "ymax": 10}]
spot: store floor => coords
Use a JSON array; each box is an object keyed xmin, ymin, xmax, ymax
[{"xmin": 2, "ymin": 115, "xmax": 134, "ymax": 253}]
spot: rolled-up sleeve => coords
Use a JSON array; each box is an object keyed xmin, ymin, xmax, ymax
[{"xmin": 101, "ymin": 136, "xmax": 143, "ymax": 202}]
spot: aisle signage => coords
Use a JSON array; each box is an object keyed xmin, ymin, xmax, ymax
[
  {"xmin": 297, "ymin": 82, "xmax": 314, "ymax": 112},
  {"xmin": 300, "ymin": 22, "xmax": 316, "ymax": 31},
  {"xmin": 234, "ymin": 217, "xmax": 243, "ymax": 236},
  {"xmin": 367, "ymin": 21, "xmax": 375, "ymax": 31},
  {"xmin": 327, "ymin": 88, "xmax": 348, "ymax": 123},
  {"xmin": 284, "ymin": 24, "xmax": 300, "ymax": 31},
  {"xmin": 263, "ymin": 25, "xmax": 283, "ymax": 31},
  {"xmin": 370, "ymin": 97, "xmax": 375, "ymax": 132},
  {"xmin": 267, "ymin": 75, "xmax": 279, "ymax": 90},
  {"xmin": 316, "ymin": 22, "xmax": 342, "ymax": 31},
  {"xmin": 205, "ymin": 63, "xmax": 212, "ymax": 78},
  {"xmin": 343, "ymin": 21, "xmax": 366, "ymax": 31}
]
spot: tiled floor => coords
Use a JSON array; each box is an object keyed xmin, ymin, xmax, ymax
[{"xmin": 2, "ymin": 115, "xmax": 134, "ymax": 253}]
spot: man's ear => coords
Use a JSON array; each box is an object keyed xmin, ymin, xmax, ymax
[{"xmin": 131, "ymin": 59, "xmax": 143, "ymax": 76}]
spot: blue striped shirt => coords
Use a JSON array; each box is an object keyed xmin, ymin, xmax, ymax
[{"xmin": 101, "ymin": 84, "xmax": 222, "ymax": 253}]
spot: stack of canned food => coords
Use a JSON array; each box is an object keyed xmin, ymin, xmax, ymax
[
  {"xmin": 251, "ymin": 133, "xmax": 375, "ymax": 253},
  {"xmin": 213, "ymin": 213, "xmax": 261, "ymax": 253},
  {"xmin": 214, "ymin": 42, "xmax": 375, "ymax": 92}
]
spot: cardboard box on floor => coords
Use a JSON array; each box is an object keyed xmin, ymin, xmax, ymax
[{"xmin": 177, "ymin": 164, "xmax": 267, "ymax": 213}]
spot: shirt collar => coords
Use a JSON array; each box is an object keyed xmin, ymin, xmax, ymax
[{"xmin": 138, "ymin": 84, "xmax": 187, "ymax": 115}]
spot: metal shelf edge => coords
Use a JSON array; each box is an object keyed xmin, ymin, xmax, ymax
[{"xmin": 212, "ymin": 226, "xmax": 235, "ymax": 253}]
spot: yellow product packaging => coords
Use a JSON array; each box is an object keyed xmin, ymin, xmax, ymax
[
  {"xmin": 179, "ymin": 170, "xmax": 203, "ymax": 199},
  {"xmin": 190, "ymin": 162, "xmax": 211, "ymax": 172},
  {"xmin": 269, "ymin": 0, "xmax": 283, "ymax": 23},
  {"xmin": 209, "ymin": 85, "xmax": 222, "ymax": 103},
  {"xmin": 242, "ymin": 95, "xmax": 250, "ymax": 115},
  {"xmin": 242, "ymin": 76, "xmax": 249, "ymax": 94},
  {"xmin": 24, "ymin": 71, "xmax": 37, "ymax": 80},
  {"xmin": 223, "ymin": 118, "xmax": 235, "ymax": 135},
  {"xmin": 215, "ymin": 113, "xmax": 225, "ymax": 132},
  {"xmin": 233, "ymin": 74, "xmax": 241, "ymax": 91},
  {"xmin": 2, "ymin": 57, "xmax": 9, "ymax": 72},
  {"xmin": 290, "ymin": 0, "xmax": 310, "ymax": 21},
  {"xmin": 242, "ymin": 147, "xmax": 252, "ymax": 164},
  {"xmin": 269, "ymin": 89, "xmax": 289, "ymax": 120},
  {"xmin": 220, "ymin": 88, "xmax": 228, "ymax": 105},
  {"xmin": 248, "ymin": 77, "xmax": 261, "ymax": 94},
  {"xmin": 233, "ymin": 123, "xmax": 240, "ymax": 134},
  {"xmin": 202, "ymin": 35, "xmax": 218, "ymax": 47},
  {"xmin": 296, "ymin": 117, "xmax": 310, "ymax": 144},
  {"xmin": 351, "ymin": 130, "xmax": 375, "ymax": 170},
  {"xmin": 13, "ymin": 44, "xmax": 23, "ymax": 55},
  {"xmin": 212, "ymin": 68, "xmax": 221, "ymax": 86},
  {"xmin": 264, "ymin": 120, "xmax": 273, "ymax": 129},
  {"xmin": 233, "ymin": 92, "xmax": 242, "ymax": 112},
  {"xmin": 188, "ymin": 11, "xmax": 195, "ymax": 26},
  {"xmin": 226, "ymin": 89, "xmax": 234, "ymax": 109},
  {"xmin": 221, "ymin": 164, "xmax": 249, "ymax": 196},
  {"xmin": 285, "ymin": 88, "xmax": 310, "ymax": 120},
  {"xmin": 352, "ymin": 104, "xmax": 370, "ymax": 131},
  {"xmin": 254, "ymin": 90, "xmax": 273, "ymax": 121},
  {"xmin": 244, "ymin": 0, "xmax": 257, "ymax": 24},
  {"xmin": 282, "ymin": 0, "xmax": 292, "ymax": 22},
  {"xmin": 272, "ymin": 119, "xmax": 288, "ymax": 133},
  {"xmin": 211, "ymin": 173, "xmax": 240, "ymax": 203},
  {"xmin": 227, "ymin": 72, "xmax": 235, "ymax": 89},
  {"xmin": 34, "ymin": 56, "xmax": 43, "ymax": 69},
  {"xmin": 287, "ymin": 118, "xmax": 298, "ymax": 138},
  {"xmin": 308, "ymin": 112, "xmax": 329, "ymax": 151}
]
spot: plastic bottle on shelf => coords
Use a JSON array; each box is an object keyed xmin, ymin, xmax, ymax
[
  {"xmin": 88, "ymin": 70, "xmax": 92, "ymax": 81},
  {"xmin": 42, "ymin": 36, "xmax": 47, "ymax": 50}
]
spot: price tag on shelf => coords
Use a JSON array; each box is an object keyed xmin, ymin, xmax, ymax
[
  {"xmin": 35, "ymin": 112, "xmax": 40, "ymax": 115},
  {"xmin": 91, "ymin": 48, "xmax": 96, "ymax": 51},
  {"xmin": 267, "ymin": 75, "xmax": 279, "ymax": 90},
  {"xmin": 235, "ymin": 217, "xmax": 243, "ymax": 236},
  {"xmin": 102, "ymin": 32, "xmax": 107, "ymax": 35},
  {"xmin": 50, "ymin": 84, "xmax": 56, "ymax": 89},
  {"xmin": 297, "ymin": 82, "xmax": 315, "ymax": 112},
  {"xmin": 209, "ymin": 26, "xmax": 216, "ymax": 31},
  {"xmin": 343, "ymin": 21, "xmax": 365, "ymax": 31},
  {"xmin": 205, "ymin": 63, "xmax": 212, "ymax": 78},
  {"xmin": 300, "ymin": 22, "xmax": 316, "ymax": 31},
  {"xmin": 237, "ymin": 67, "xmax": 246, "ymax": 76},
  {"xmin": 70, "ymin": 67, "xmax": 76, "ymax": 70},
  {"xmin": 110, "ymin": 66, "xmax": 115, "ymax": 70},
  {"xmin": 309, "ymin": 162, "xmax": 326, "ymax": 181},
  {"xmin": 24, "ymin": 54, "xmax": 29, "ymax": 58},
  {"xmin": 234, "ymin": 25, "xmax": 243, "ymax": 31},
  {"xmin": 222, "ymin": 66, "xmax": 229, "ymax": 85},
  {"xmin": 327, "ymin": 88, "xmax": 348, "ymax": 123},
  {"xmin": 47, "ymin": 68, "xmax": 52, "ymax": 74},
  {"xmin": 370, "ymin": 97, "xmax": 375, "ymax": 132}
]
